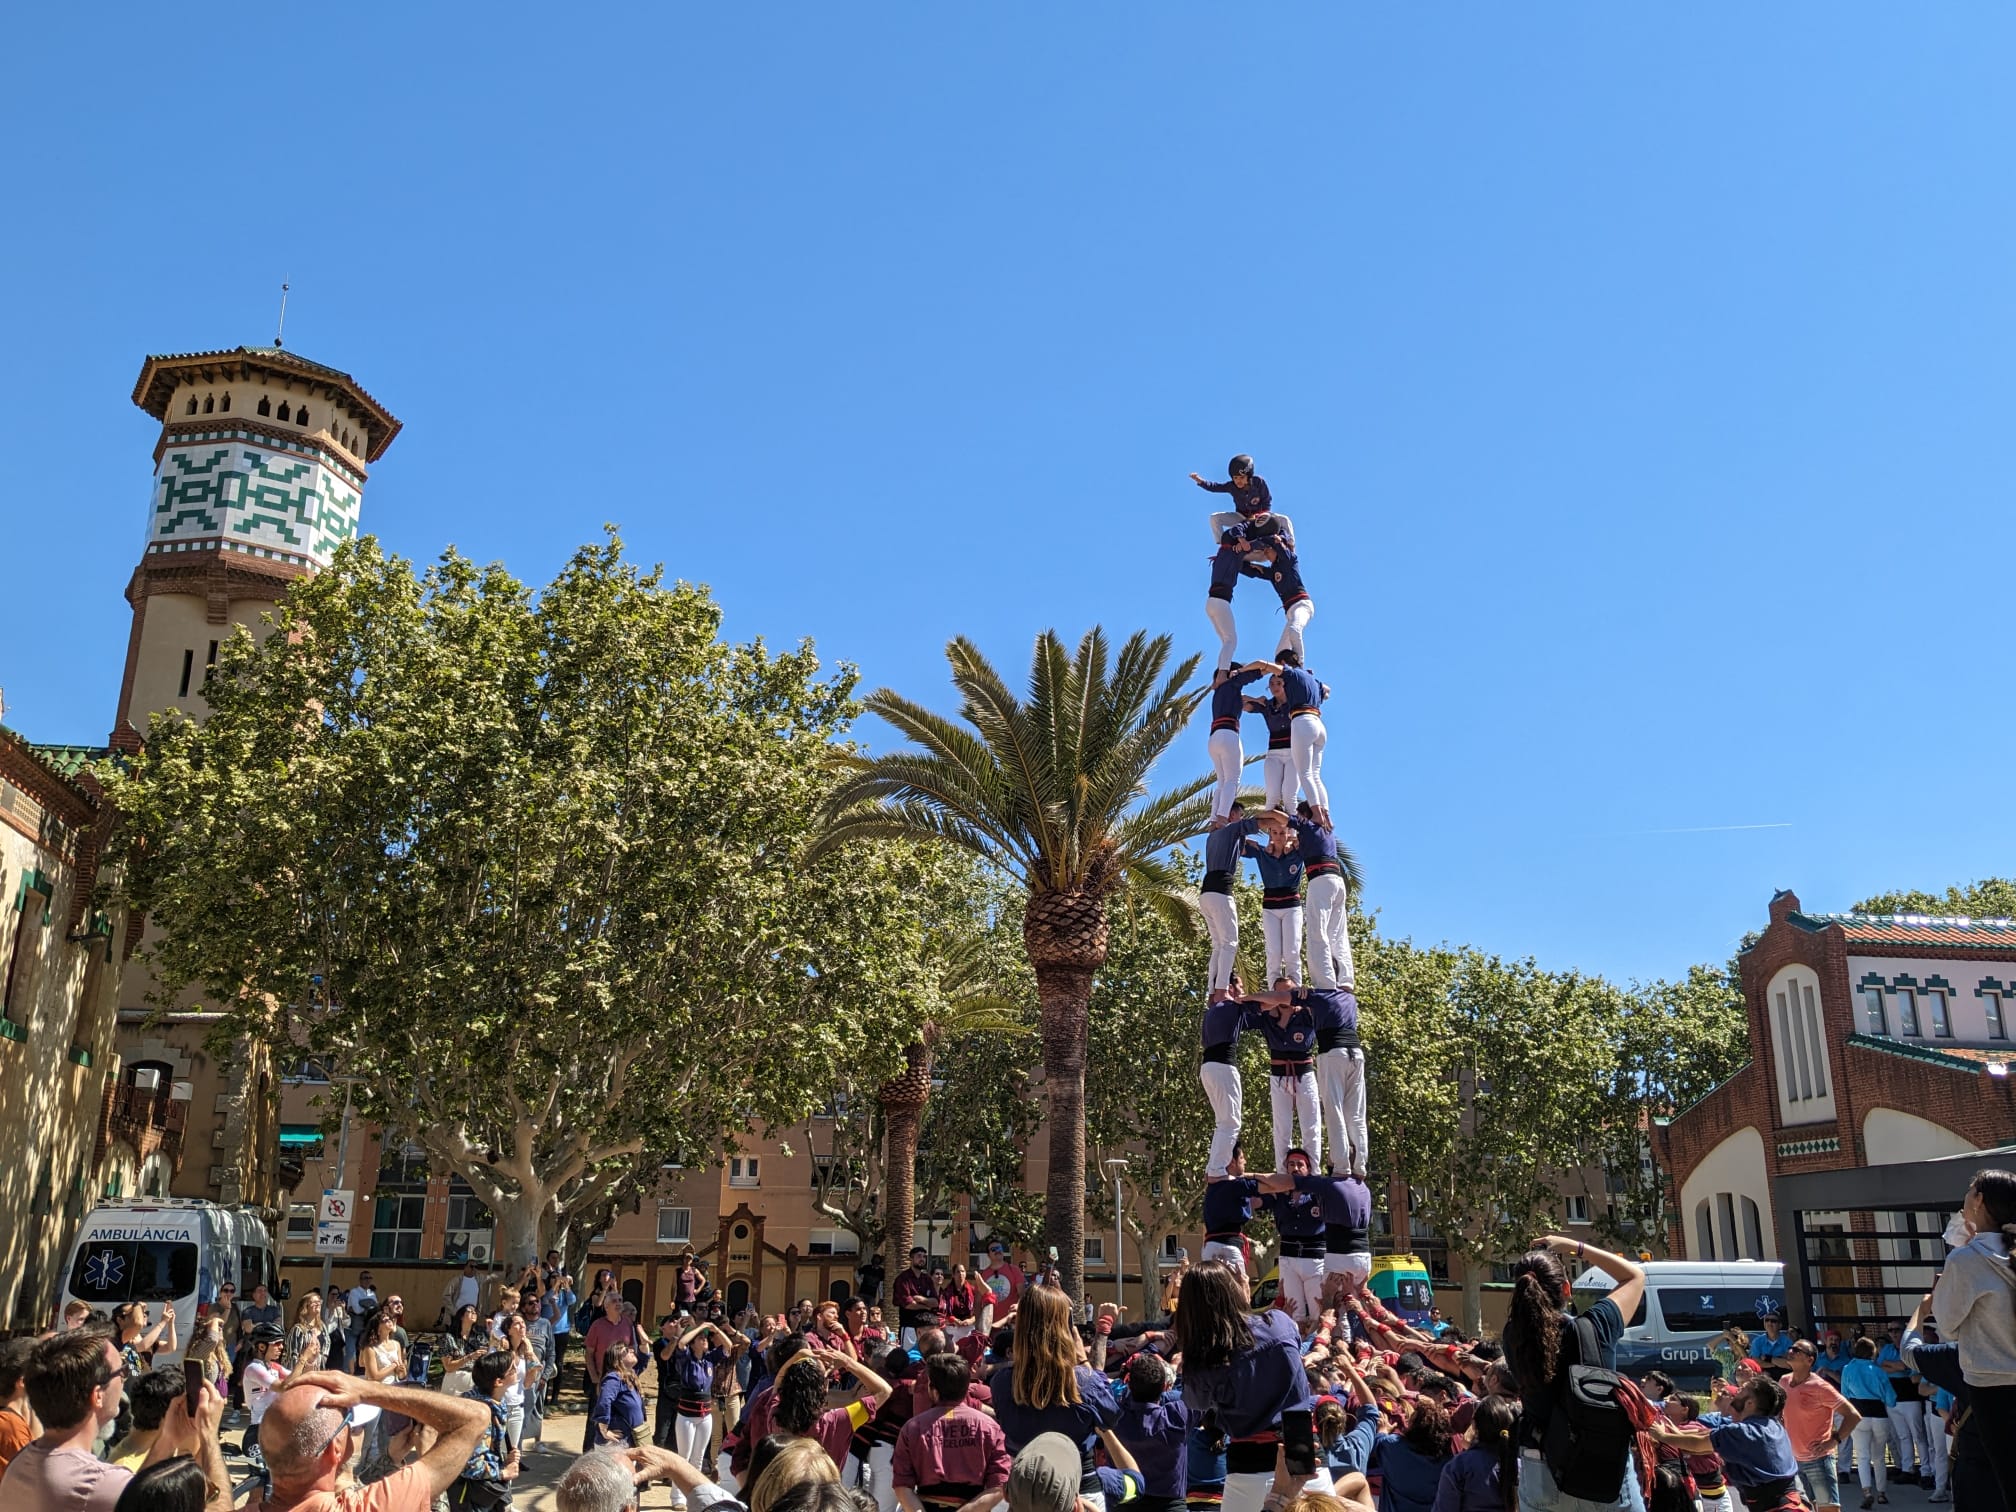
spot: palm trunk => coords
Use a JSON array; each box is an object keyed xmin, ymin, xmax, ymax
[
  {"xmin": 878, "ymin": 1041, "xmax": 932, "ymax": 1267},
  {"xmin": 1035, "ymin": 961, "xmax": 1094, "ymax": 1302}
]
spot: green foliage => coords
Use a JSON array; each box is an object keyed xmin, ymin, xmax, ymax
[
  {"xmin": 104, "ymin": 532, "xmax": 963, "ymax": 1261},
  {"xmin": 1853, "ymin": 878, "xmax": 2016, "ymax": 918}
]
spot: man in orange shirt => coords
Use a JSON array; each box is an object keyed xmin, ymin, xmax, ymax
[
  {"xmin": 260, "ymin": 1368, "xmax": 490, "ymax": 1512},
  {"xmin": 0, "ymin": 1341, "xmax": 32, "ymax": 1475},
  {"xmin": 1781, "ymin": 1340, "xmax": 1862, "ymax": 1512}
]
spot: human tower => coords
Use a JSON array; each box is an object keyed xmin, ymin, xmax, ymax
[{"xmin": 1186, "ymin": 457, "xmax": 1372, "ymax": 1328}]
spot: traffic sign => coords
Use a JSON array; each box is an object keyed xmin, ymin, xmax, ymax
[
  {"xmin": 318, "ymin": 1190, "xmax": 354, "ymax": 1225},
  {"xmin": 314, "ymin": 1224, "xmax": 350, "ymax": 1254}
]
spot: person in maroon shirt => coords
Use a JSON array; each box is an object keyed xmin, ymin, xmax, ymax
[
  {"xmin": 938, "ymin": 1266, "xmax": 981, "ymax": 1345},
  {"xmin": 771, "ymin": 1344, "xmax": 894, "ymax": 1472},
  {"xmin": 893, "ymin": 1250, "xmax": 941, "ymax": 1348},
  {"xmin": 894, "ymin": 1354, "xmax": 1011, "ymax": 1512}
]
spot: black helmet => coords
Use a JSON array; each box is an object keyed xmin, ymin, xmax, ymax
[
  {"xmin": 1228, "ymin": 454, "xmax": 1255, "ymax": 478},
  {"xmin": 249, "ymin": 1322, "xmax": 286, "ymax": 1346}
]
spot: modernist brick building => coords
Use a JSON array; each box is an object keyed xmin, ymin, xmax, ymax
[{"xmin": 1659, "ymin": 889, "xmax": 2016, "ymax": 1321}]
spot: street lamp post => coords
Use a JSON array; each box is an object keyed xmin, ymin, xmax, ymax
[{"xmin": 1104, "ymin": 1158, "xmax": 1130, "ymax": 1313}]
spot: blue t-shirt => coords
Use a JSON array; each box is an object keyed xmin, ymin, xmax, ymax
[
  {"xmin": 987, "ymin": 1364, "xmax": 1119, "ymax": 1458},
  {"xmin": 1702, "ymin": 1415, "xmax": 1799, "ymax": 1488},
  {"xmin": 1202, "ymin": 1177, "xmax": 1259, "ymax": 1237},
  {"xmin": 1114, "ymin": 1392, "xmax": 1190, "ymax": 1499},
  {"xmin": 1840, "ymin": 1358, "xmax": 1896, "ymax": 1409},
  {"xmin": 1179, "ymin": 1310, "xmax": 1311, "ymax": 1439},
  {"xmin": 1325, "ymin": 1402, "xmax": 1381, "ymax": 1475},
  {"xmin": 1372, "ymin": 1434, "xmax": 1451, "ymax": 1512},
  {"xmin": 1751, "ymin": 1331, "xmax": 1792, "ymax": 1361},
  {"xmin": 1431, "ymin": 1446, "xmax": 1505, "ymax": 1512}
]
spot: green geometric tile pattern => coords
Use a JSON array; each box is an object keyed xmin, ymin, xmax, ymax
[{"xmin": 149, "ymin": 437, "xmax": 362, "ymax": 569}]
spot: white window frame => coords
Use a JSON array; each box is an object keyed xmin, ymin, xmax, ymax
[
  {"xmin": 1864, "ymin": 988, "xmax": 1888, "ymax": 1036},
  {"xmin": 1565, "ymin": 1195, "xmax": 1592, "ymax": 1226},
  {"xmin": 1083, "ymin": 1236, "xmax": 1106, "ymax": 1265},
  {"xmin": 1895, "ymin": 987, "xmax": 1921, "ymax": 1037},
  {"xmin": 1985, "ymin": 988, "xmax": 2008, "ymax": 1041},
  {"xmin": 657, "ymin": 1205, "xmax": 692, "ymax": 1245},
  {"xmin": 1927, "ymin": 989, "xmax": 1953, "ymax": 1038},
  {"xmin": 807, "ymin": 1227, "xmax": 861, "ymax": 1256},
  {"xmin": 729, "ymin": 1157, "xmax": 761, "ymax": 1189}
]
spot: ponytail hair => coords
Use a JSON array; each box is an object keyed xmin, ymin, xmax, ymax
[
  {"xmin": 1469, "ymin": 1395, "xmax": 1521, "ymax": 1512},
  {"xmin": 1968, "ymin": 1169, "xmax": 2016, "ymax": 1278},
  {"xmin": 1502, "ymin": 1250, "xmax": 1568, "ymax": 1390},
  {"xmin": 1403, "ymin": 1398, "xmax": 1453, "ymax": 1460}
]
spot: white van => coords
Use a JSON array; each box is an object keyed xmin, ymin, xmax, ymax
[
  {"xmin": 60, "ymin": 1198, "xmax": 278, "ymax": 1362},
  {"xmin": 1573, "ymin": 1258, "xmax": 1786, "ymax": 1387}
]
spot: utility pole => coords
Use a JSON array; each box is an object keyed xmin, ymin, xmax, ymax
[
  {"xmin": 317, "ymin": 1077, "xmax": 362, "ymax": 1294},
  {"xmin": 1104, "ymin": 1158, "xmax": 1130, "ymax": 1314}
]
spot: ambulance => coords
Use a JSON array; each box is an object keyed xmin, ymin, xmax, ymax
[{"xmin": 59, "ymin": 1198, "xmax": 278, "ymax": 1361}]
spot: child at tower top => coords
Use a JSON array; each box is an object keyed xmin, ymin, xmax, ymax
[{"xmin": 1192, "ymin": 454, "xmax": 1296, "ymax": 546}]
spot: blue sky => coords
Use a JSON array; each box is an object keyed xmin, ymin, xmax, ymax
[{"xmin": 5, "ymin": 7, "xmax": 2011, "ymax": 988}]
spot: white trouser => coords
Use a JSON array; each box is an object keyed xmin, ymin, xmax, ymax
[
  {"xmin": 1888, "ymin": 1400, "xmax": 1925, "ymax": 1475},
  {"xmin": 1305, "ymin": 874, "xmax": 1354, "ymax": 989},
  {"xmin": 1262, "ymin": 905, "xmax": 1303, "ymax": 986},
  {"xmin": 666, "ymin": 1412, "xmax": 712, "ymax": 1507},
  {"xmin": 1224, "ymin": 1469, "xmax": 1331, "ymax": 1512},
  {"xmin": 867, "ymin": 1442, "xmax": 897, "ymax": 1512},
  {"xmin": 1290, "ymin": 713, "xmax": 1329, "ymax": 814},
  {"xmin": 1278, "ymin": 1254, "xmax": 1327, "ymax": 1323},
  {"xmin": 1925, "ymin": 1407, "xmax": 1949, "ymax": 1491},
  {"xmin": 1201, "ymin": 890, "xmax": 1239, "ymax": 992},
  {"xmin": 1210, "ymin": 510, "xmax": 1297, "ymax": 546},
  {"xmin": 1329, "ymin": 1251, "xmax": 1372, "ymax": 1294},
  {"xmin": 1270, "ymin": 1070, "xmax": 1321, "ymax": 1171},
  {"xmin": 1263, "ymin": 748, "xmax": 1293, "ymax": 809},
  {"xmin": 1206, "ymin": 599, "xmax": 1238, "ymax": 671},
  {"xmin": 1851, "ymin": 1419, "xmax": 1891, "ymax": 1491},
  {"xmin": 1201, "ymin": 1061, "xmax": 1243, "ymax": 1179},
  {"xmin": 1317, "ymin": 1046, "xmax": 1367, "ymax": 1177},
  {"xmin": 1201, "ymin": 1238, "xmax": 1249, "ymax": 1277},
  {"xmin": 1277, "ymin": 600, "xmax": 1314, "ymax": 662},
  {"xmin": 1209, "ymin": 728, "xmax": 1243, "ymax": 820}
]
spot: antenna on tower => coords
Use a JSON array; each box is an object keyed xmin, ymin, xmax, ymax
[{"xmin": 275, "ymin": 279, "xmax": 291, "ymax": 348}]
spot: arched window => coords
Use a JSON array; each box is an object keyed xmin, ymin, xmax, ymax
[
  {"xmin": 220, "ymin": 392, "xmax": 230, "ymax": 412},
  {"xmin": 276, "ymin": 402, "xmax": 290, "ymax": 421},
  {"xmin": 297, "ymin": 407, "xmax": 310, "ymax": 427},
  {"xmin": 203, "ymin": 395, "xmax": 214, "ymax": 414},
  {"xmin": 1695, "ymin": 1199, "xmax": 1716, "ymax": 1260},
  {"xmin": 185, "ymin": 396, "xmax": 198, "ymax": 416},
  {"xmin": 1740, "ymin": 1196, "xmax": 1765, "ymax": 1259},
  {"xmin": 257, "ymin": 397, "xmax": 271, "ymax": 417}
]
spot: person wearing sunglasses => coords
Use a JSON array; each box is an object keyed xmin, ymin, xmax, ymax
[{"xmin": 259, "ymin": 1368, "xmax": 491, "ymax": 1512}]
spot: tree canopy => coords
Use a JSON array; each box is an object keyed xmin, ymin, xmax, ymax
[{"xmin": 106, "ymin": 532, "xmax": 961, "ymax": 1261}]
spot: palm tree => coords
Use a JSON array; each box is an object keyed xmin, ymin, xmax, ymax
[
  {"xmin": 877, "ymin": 936, "xmax": 1028, "ymax": 1268},
  {"xmin": 811, "ymin": 628, "xmax": 1211, "ymax": 1301}
]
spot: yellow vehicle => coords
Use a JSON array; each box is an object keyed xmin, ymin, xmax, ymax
[{"xmin": 1369, "ymin": 1253, "xmax": 1434, "ymax": 1326}]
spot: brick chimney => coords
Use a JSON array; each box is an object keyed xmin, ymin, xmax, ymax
[{"xmin": 1769, "ymin": 889, "xmax": 1801, "ymax": 925}]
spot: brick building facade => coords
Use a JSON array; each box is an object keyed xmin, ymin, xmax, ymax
[{"xmin": 1658, "ymin": 889, "xmax": 2016, "ymax": 1297}]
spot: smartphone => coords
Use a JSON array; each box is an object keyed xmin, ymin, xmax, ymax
[
  {"xmin": 1047, "ymin": 1246, "xmax": 1058, "ymax": 1262},
  {"xmin": 186, "ymin": 1337, "xmax": 205, "ymax": 1417}
]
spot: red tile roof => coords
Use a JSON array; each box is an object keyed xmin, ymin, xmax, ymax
[{"xmin": 1793, "ymin": 912, "xmax": 2016, "ymax": 949}]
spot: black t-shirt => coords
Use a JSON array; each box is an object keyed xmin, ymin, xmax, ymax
[{"xmin": 1516, "ymin": 1297, "xmax": 1624, "ymax": 1449}]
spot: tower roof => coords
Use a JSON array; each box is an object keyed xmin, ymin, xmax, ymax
[{"xmin": 131, "ymin": 345, "xmax": 402, "ymax": 461}]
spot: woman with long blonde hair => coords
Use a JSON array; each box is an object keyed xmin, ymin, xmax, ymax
[
  {"xmin": 748, "ymin": 1436, "xmax": 840, "ymax": 1512},
  {"xmin": 988, "ymin": 1283, "xmax": 1118, "ymax": 1465}
]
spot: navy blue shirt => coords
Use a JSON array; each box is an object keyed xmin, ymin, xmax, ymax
[
  {"xmin": 1287, "ymin": 815, "xmax": 1343, "ymax": 878},
  {"xmin": 1299, "ymin": 987, "xmax": 1359, "ymax": 1051},
  {"xmin": 1263, "ymin": 1184, "xmax": 1327, "ymax": 1242},
  {"xmin": 1202, "ymin": 1177, "xmax": 1260, "ymax": 1238},
  {"xmin": 1186, "ymin": 1423, "xmax": 1227, "ymax": 1492},
  {"xmin": 987, "ymin": 1363, "xmax": 1119, "ymax": 1459},
  {"xmin": 1210, "ymin": 668, "xmax": 1266, "ymax": 731},
  {"xmin": 1244, "ymin": 542, "xmax": 1309, "ymax": 608},
  {"xmin": 1201, "ymin": 998, "xmax": 1257, "ymax": 1054},
  {"xmin": 1247, "ymin": 837, "xmax": 1305, "ymax": 908},
  {"xmin": 1202, "ymin": 816, "xmax": 1261, "ymax": 887},
  {"xmin": 1286, "ymin": 1174, "xmax": 1371, "ymax": 1253},
  {"xmin": 1179, "ymin": 1309, "xmax": 1311, "ymax": 1439},
  {"xmin": 1518, "ymin": 1298, "xmax": 1624, "ymax": 1449},
  {"xmin": 1279, "ymin": 667, "xmax": 1324, "ymax": 715},
  {"xmin": 1252, "ymin": 696, "xmax": 1294, "ymax": 751},
  {"xmin": 1371, "ymin": 1434, "xmax": 1451, "ymax": 1512},
  {"xmin": 1253, "ymin": 1005, "xmax": 1317, "ymax": 1064},
  {"xmin": 1201, "ymin": 474, "xmax": 1273, "ymax": 518},
  {"xmin": 1115, "ymin": 1391, "xmax": 1191, "ymax": 1499},
  {"xmin": 1209, "ymin": 528, "xmax": 1251, "ymax": 602}
]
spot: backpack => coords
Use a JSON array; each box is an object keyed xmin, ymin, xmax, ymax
[{"xmin": 1540, "ymin": 1313, "xmax": 1636, "ymax": 1501}]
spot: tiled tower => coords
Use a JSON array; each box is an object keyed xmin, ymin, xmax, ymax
[
  {"xmin": 113, "ymin": 345, "xmax": 401, "ymax": 745},
  {"xmin": 110, "ymin": 344, "xmax": 399, "ymax": 1217}
]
